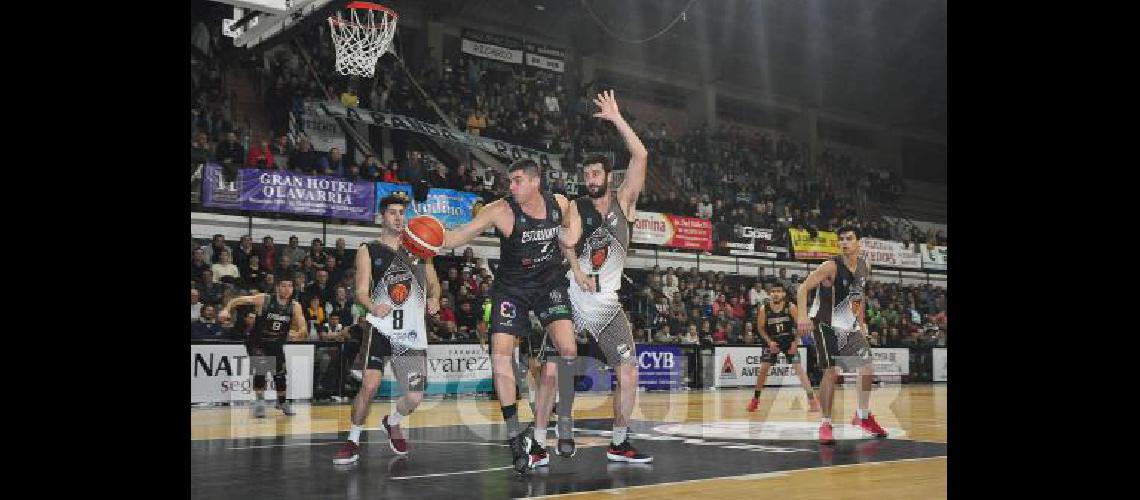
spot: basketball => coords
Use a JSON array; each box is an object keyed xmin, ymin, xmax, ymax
[{"xmin": 402, "ymin": 215, "xmax": 445, "ymax": 259}]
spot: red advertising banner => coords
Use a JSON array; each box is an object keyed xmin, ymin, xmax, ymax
[{"xmin": 632, "ymin": 212, "xmax": 713, "ymax": 251}]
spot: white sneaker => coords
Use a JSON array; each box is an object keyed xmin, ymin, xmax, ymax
[{"xmin": 252, "ymin": 400, "xmax": 267, "ymax": 418}]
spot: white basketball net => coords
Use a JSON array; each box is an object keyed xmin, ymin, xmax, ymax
[{"xmin": 327, "ymin": 3, "xmax": 397, "ymax": 78}]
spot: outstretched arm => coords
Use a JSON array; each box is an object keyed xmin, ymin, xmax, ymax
[
  {"xmin": 442, "ymin": 199, "xmax": 507, "ymax": 249},
  {"xmin": 591, "ymin": 90, "xmax": 648, "ymax": 214},
  {"xmin": 219, "ymin": 294, "xmax": 265, "ymax": 324}
]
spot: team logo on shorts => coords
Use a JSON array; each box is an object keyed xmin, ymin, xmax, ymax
[
  {"xmin": 550, "ymin": 289, "xmax": 563, "ymax": 303},
  {"xmin": 500, "ymin": 301, "xmax": 517, "ymax": 319},
  {"xmin": 407, "ymin": 372, "xmax": 426, "ymax": 390},
  {"xmin": 617, "ymin": 343, "xmax": 632, "ymax": 360}
]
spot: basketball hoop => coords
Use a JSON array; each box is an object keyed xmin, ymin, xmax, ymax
[{"xmin": 327, "ymin": 1, "xmax": 397, "ymax": 78}]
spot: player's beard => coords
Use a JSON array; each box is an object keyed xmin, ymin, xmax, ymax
[{"xmin": 586, "ymin": 178, "xmax": 608, "ymax": 199}]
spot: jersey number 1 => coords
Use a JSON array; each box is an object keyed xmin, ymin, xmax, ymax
[{"xmin": 393, "ymin": 310, "xmax": 404, "ymax": 330}]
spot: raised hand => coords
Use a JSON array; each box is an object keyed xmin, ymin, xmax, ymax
[{"xmin": 592, "ymin": 89, "xmax": 622, "ymax": 123}]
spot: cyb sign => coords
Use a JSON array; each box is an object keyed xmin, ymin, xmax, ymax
[{"xmin": 626, "ymin": 344, "xmax": 683, "ymax": 390}]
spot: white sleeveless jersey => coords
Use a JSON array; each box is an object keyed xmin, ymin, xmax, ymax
[
  {"xmin": 568, "ymin": 194, "xmax": 630, "ymax": 294},
  {"xmin": 365, "ymin": 242, "xmax": 428, "ymax": 352},
  {"xmin": 566, "ymin": 194, "xmax": 630, "ymax": 334}
]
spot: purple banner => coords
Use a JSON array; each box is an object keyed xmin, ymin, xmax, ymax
[
  {"xmin": 201, "ymin": 163, "xmax": 240, "ymax": 209},
  {"xmin": 201, "ymin": 165, "xmax": 376, "ymax": 220},
  {"xmin": 239, "ymin": 169, "xmax": 375, "ymax": 220}
]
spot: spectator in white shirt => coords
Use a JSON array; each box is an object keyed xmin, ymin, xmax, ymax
[
  {"xmin": 191, "ymin": 288, "xmax": 203, "ymax": 321},
  {"xmin": 749, "ymin": 282, "xmax": 769, "ymax": 307},
  {"xmin": 211, "ymin": 250, "xmax": 241, "ymax": 285}
]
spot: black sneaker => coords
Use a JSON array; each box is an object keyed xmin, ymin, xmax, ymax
[
  {"xmin": 528, "ymin": 436, "xmax": 549, "ymax": 467},
  {"xmin": 507, "ymin": 425, "xmax": 534, "ymax": 474},
  {"xmin": 606, "ymin": 439, "xmax": 653, "ymax": 463},
  {"xmin": 556, "ymin": 438, "xmax": 576, "ymax": 458},
  {"xmin": 555, "ymin": 416, "xmax": 574, "ymax": 458}
]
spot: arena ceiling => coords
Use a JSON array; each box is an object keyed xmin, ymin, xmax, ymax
[{"xmin": 428, "ymin": 0, "xmax": 946, "ymax": 138}]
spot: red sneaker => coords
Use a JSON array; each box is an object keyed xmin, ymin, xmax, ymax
[
  {"xmin": 382, "ymin": 415, "xmax": 409, "ymax": 455},
  {"xmin": 332, "ymin": 441, "xmax": 360, "ymax": 465},
  {"xmin": 529, "ymin": 439, "xmax": 549, "ymax": 467},
  {"xmin": 819, "ymin": 422, "xmax": 836, "ymax": 445},
  {"xmin": 851, "ymin": 413, "xmax": 889, "ymax": 438},
  {"xmin": 747, "ymin": 397, "xmax": 759, "ymax": 412},
  {"xmin": 606, "ymin": 439, "xmax": 653, "ymax": 463}
]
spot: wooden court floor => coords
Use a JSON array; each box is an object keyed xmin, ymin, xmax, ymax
[{"xmin": 192, "ymin": 384, "xmax": 946, "ymax": 499}]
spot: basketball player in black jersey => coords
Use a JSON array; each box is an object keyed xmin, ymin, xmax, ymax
[
  {"xmin": 333, "ymin": 194, "xmax": 442, "ymax": 465},
  {"xmin": 441, "ymin": 158, "xmax": 576, "ymax": 473},
  {"xmin": 747, "ymin": 283, "xmax": 819, "ymax": 414},
  {"xmin": 795, "ymin": 226, "xmax": 888, "ymax": 444},
  {"xmin": 558, "ymin": 90, "xmax": 652, "ymax": 463},
  {"xmin": 219, "ymin": 279, "xmax": 307, "ymax": 418}
]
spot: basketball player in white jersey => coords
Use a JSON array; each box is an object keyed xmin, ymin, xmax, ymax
[
  {"xmin": 557, "ymin": 90, "xmax": 652, "ymax": 462},
  {"xmin": 333, "ymin": 193, "xmax": 442, "ymax": 464}
]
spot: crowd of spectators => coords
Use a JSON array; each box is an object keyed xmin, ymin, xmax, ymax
[
  {"xmin": 621, "ymin": 266, "xmax": 947, "ymax": 349},
  {"xmin": 192, "ymin": 12, "xmax": 949, "ymax": 249},
  {"xmin": 192, "ymin": 234, "xmax": 946, "ymax": 350},
  {"xmin": 190, "ymin": 234, "xmax": 501, "ymax": 343}
]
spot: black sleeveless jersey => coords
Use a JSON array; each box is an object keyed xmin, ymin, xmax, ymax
[
  {"xmin": 763, "ymin": 302, "xmax": 796, "ymax": 341},
  {"xmin": 493, "ymin": 191, "xmax": 567, "ymax": 291},
  {"xmin": 255, "ymin": 293, "xmax": 295, "ymax": 342},
  {"xmin": 810, "ymin": 255, "xmax": 870, "ymax": 332}
]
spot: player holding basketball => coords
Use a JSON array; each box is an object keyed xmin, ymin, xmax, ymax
[
  {"xmin": 796, "ymin": 226, "xmax": 888, "ymax": 444},
  {"xmin": 333, "ymin": 193, "xmax": 442, "ymax": 464},
  {"xmin": 219, "ymin": 279, "xmax": 307, "ymax": 418},
  {"xmin": 441, "ymin": 158, "xmax": 576, "ymax": 473},
  {"xmin": 747, "ymin": 282, "xmax": 819, "ymax": 413},
  {"xmin": 558, "ymin": 90, "xmax": 652, "ymax": 463}
]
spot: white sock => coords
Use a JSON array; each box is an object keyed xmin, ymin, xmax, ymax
[
  {"xmin": 612, "ymin": 426, "xmax": 628, "ymax": 446},
  {"xmin": 349, "ymin": 425, "xmax": 363, "ymax": 443},
  {"xmin": 535, "ymin": 427, "xmax": 547, "ymax": 447},
  {"xmin": 821, "ymin": 417, "xmax": 831, "ymax": 425},
  {"xmin": 857, "ymin": 408, "xmax": 869, "ymax": 419},
  {"xmin": 388, "ymin": 411, "xmax": 404, "ymax": 427}
]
